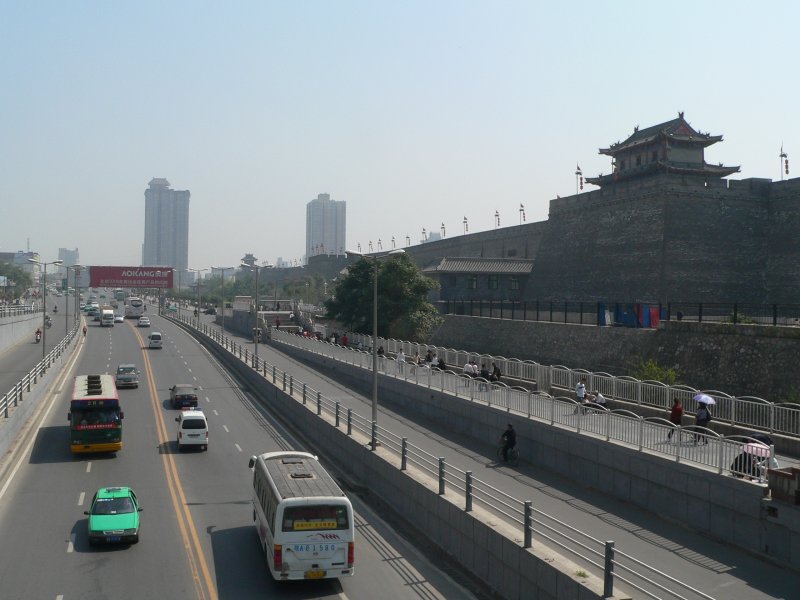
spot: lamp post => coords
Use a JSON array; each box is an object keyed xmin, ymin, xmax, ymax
[
  {"xmin": 241, "ymin": 260, "xmax": 267, "ymax": 361},
  {"xmin": 345, "ymin": 248, "xmax": 405, "ymax": 450},
  {"xmin": 211, "ymin": 266, "xmax": 234, "ymax": 334},
  {"xmin": 188, "ymin": 268, "xmax": 208, "ymax": 327},
  {"xmin": 28, "ymin": 258, "xmax": 63, "ymax": 358},
  {"xmin": 64, "ymin": 264, "xmax": 82, "ymax": 337}
]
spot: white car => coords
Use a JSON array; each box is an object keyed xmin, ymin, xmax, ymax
[
  {"xmin": 114, "ymin": 314, "xmax": 124, "ymax": 323},
  {"xmin": 147, "ymin": 332, "xmax": 162, "ymax": 348},
  {"xmin": 138, "ymin": 316, "xmax": 151, "ymax": 327},
  {"xmin": 175, "ymin": 409, "xmax": 208, "ymax": 451}
]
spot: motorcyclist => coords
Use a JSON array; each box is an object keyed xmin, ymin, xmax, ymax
[
  {"xmin": 500, "ymin": 423, "xmax": 516, "ymax": 462},
  {"xmin": 53, "ymin": 305, "xmax": 58, "ymax": 313},
  {"xmin": 35, "ymin": 328, "xmax": 42, "ymax": 342}
]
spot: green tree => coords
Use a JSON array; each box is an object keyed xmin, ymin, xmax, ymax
[
  {"xmin": 324, "ymin": 254, "xmax": 441, "ymax": 340},
  {"xmin": 0, "ymin": 263, "xmax": 33, "ymax": 300},
  {"xmin": 630, "ymin": 359, "xmax": 680, "ymax": 386}
]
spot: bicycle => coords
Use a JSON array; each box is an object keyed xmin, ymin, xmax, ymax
[{"xmin": 496, "ymin": 443, "xmax": 519, "ymax": 466}]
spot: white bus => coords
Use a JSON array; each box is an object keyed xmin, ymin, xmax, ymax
[
  {"xmin": 248, "ymin": 451, "xmax": 355, "ymax": 580},
  {"xmin": 124, "ymin": 296, "xmax": 145, "ymax": 319}
]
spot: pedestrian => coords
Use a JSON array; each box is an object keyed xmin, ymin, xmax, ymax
[
  {"xmin": 667, "ymin": 397, "xmax": 684, "ymax": 440},
  {"xmin": 424, "ymin": 350, "xmax": 433, "ymax": 366},
  {"xmin": 462, "ymin": 359, "xmax": 473, "ymax": 385},
  {"xmin": 479, "ymin": 364, "xmax": 490, "ymax": 391},
  {"xmin": 341, "ymin": 334, "xmax": 348, "ymax": 347},
  {"xmin": 377, "ymin": 345, "xmax": 385, "ymax": 357},
  {"xmin": 490, "ymin": 362, "xmax": 501, "ymax": 382},
  {"xmin": 413, "ymin": 351, "xmax": 421, "ymax": 366},
  {"xmin": 574, "ymin": 377, "xmax": 587, "ymax": 414},
  {"xmin": 694, "ymin": 402, "xmax": 712, "ymax": 444},
  {"xmin": 396, "ymin": 349, "xmax": 406, "ymax": 373}
]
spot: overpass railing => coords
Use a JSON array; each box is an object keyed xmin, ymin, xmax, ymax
[
  {"xmin": 170, "ymin": 311, "xmax": 721, "ymax": 600},
  {"xmin": 0, "ymin": 304, "xmax": 39, "ymax": 319},
  {"xmin": 339, "ymin": 332, "xmax": 800, "ymax": 438},
  {"xmin": 0, "ymin": 322, "xmax": 80, "ymax": 418}
]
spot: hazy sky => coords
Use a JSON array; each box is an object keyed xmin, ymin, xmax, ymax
[{"xmin": 2, "ymin": 1, "xmax": 798, "ymax": 268}]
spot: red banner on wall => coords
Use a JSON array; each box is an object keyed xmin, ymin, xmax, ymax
[{"xmin": 89, "ymin": 266, "xmax": 174, "ymax": 288}]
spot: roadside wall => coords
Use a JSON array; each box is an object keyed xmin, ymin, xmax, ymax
[
  {"xmin": 430, "ymin": 315, "xmax": 800, "ymax": 401},
  {"xmin": 0, "ymin": 312, "xmax": 41, "ymax": 355}
]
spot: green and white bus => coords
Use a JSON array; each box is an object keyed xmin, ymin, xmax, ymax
[{"xmin": 248, "ymin": 451, "xmax": 355, "ymax": 580}]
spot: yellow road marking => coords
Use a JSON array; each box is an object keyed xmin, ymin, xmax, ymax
[{"xmin": 133, "ymin": 327, "xmax": 218, "ymax": 600}]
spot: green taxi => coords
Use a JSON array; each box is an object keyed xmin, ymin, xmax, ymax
[{"xmin": 85, "ymin": 487, "xmax": 142, "ymax": 545}]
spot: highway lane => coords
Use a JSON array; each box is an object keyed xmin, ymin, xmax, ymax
[
  {"xmin": 192, "ymin": 315, "xmax": 800, "ymax": 600},
  {"xmin": 0, "ymin": 310, "xmax": 476, "ymax": 600}
]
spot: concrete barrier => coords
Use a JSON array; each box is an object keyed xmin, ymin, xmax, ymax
[{"xmin": 0, "ymin": 312, "xmax": 41, "ymax": 355}]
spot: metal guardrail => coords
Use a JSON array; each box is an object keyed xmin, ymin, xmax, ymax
[
  {"xmin": 170, "ymin": 312, "xmax": 725, "ymax": 600},
  {"xmin": 0, "ymin": 322, "xmax": 80, "ymax": 418},
  {"xmin": 340, "ymin": 332, "xmax": 800, "ymax": 438},
  {"xmin": 0, "ymin": 304, "xmax": 39, "ymax": 319}
]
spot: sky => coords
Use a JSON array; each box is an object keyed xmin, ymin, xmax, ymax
[{"xmin": 2, "ymin": 1, "xmax": 798, "ymax": 269}]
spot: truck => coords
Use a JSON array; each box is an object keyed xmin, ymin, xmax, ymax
[{"xmin": 100, "ymin": 308, "xmax": 115, "ymax": 327}]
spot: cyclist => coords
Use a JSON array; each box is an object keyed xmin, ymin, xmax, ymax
[{"xmin": 500, "ymin": 423, "xmax": 516, "ymax": 462}]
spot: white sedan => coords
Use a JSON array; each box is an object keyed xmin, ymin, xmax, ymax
[
  {"xmin": 138, "ymin": 317, "xmax": 151, "ymax": 327},
  {"xmin": 114, "ymin": 314, "xmax": 124, "ymax": 323}
]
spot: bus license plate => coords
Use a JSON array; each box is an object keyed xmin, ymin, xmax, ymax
[{"xmin": 305, "ymin": 569, "xmax": 326, "ymax": 579}]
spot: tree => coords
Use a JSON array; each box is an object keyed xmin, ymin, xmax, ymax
[
  {"xmin": 0, "ymin": 263, "xmax": 32, "ymax": 300},
  {"xmin": 324, "ymin": 254, "xmax": 441, "ymax": 340}
]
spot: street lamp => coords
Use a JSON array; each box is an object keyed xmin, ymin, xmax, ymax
[
  {"xmin": 64, "ymin": 264, "xmax": 82, "ymax": 337},
  {"xmin": 188, "ymin": 268, "xmax": 208, "ymax": 327},
  {"xmin": 28, "ymin": 258, "xmax": 63, "ymax": 358},
  {"xmin": 211, "ymin": 266, "xmax": 234, "ymax": 334},
  {"xmin": 241, "ymin": 260, "xmax": 269, "ymax": 361},
  {"xmin": 345, "ymin": 248, "xmax": 405, "ymax": 450}
]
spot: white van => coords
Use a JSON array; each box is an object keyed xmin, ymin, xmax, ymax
[
  {"xmin": 175, "ymin": 409, "xmax": 208, "ymax": 451},
  {"xmin": 147, "ymin": 331, "xmax": 163, "ymax": 349}
]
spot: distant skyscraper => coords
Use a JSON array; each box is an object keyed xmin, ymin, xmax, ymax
[
  {"xmin": 58, "ymin": 247, "xmax": 79, "ymax": 267},
  {"xmin": 142, "ymin": 178, "xmax": 190, "ymax": 271},
  {"xmin": 306, "ymin": 193, "xmax": 346, "ymax": 261}
]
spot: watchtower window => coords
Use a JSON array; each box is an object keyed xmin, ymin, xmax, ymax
[
  {"xmin": 488, "ymin": 275, "xmax": 499, "ymax": 290},
  {"xmin": 636, "ymin": 155, "xmax": 642, "ymax": 166},
  {"xmin": 467, "ymin": 276, "xmax": 477, "ymax": 290}
]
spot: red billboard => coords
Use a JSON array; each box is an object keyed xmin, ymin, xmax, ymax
[{"xmin": 89, "ymin": 266, "xmax": 174, "ymax": 288}]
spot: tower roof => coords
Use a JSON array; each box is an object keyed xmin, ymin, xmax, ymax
[{"xmin": 599, "ymin": 113, "xmax": 723, "ymax": 156}]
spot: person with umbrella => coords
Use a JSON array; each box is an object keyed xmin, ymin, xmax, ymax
[{"xmin": 693, "ymin": 394, "xmax": 714, "ymax": 444}]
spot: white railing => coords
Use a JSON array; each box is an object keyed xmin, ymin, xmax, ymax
[{"xmin": 341, "ymin": 332, "xmax": 800, "ymax": 437}]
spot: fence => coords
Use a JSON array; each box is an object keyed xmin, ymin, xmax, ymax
[
  {"xmin": 0, "ymin": 304, "xmax": 38, "ymax": 319},
  {"xmin": 0, "ymin": 322, "xmax": 80, "ymax": 418},
  {"xmin": 437, "ymin": 299, "xmax": 800, "ymax": 328},
  {"xmin": 170, "ymin": 311, "xmax": 745, "ymax": 600},
  {"xmin": 338, "ymin": 332, "xmax": 800, "ymax": 438}
]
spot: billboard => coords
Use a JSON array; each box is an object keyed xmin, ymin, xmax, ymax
[{"xmin": 89, "ymin": 266, "xmax": 174, "ymax": 288}]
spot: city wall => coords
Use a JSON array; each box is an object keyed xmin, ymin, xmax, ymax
[{"xmin": 430, "ymin": 315, "xmax": 800, "ymax": 401}]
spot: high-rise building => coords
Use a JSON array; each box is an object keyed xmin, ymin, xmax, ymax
[
  {"xmin": 58, "ymin": 247, "xmax": 80, "ymax": 267},
  {"xmin": 142, "ymin": 178, "xmax": 190, "ymax": 271},
  {"xmin": 306, "ymin": 193, "xmax": 346, "ymax": 262}
]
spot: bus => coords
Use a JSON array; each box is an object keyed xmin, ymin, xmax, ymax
[
  {"xmin": 68, "ymin": 374, "xmax": 124, "ymax": 454},
  {"xmin": 248, "ymin": 451, "xmax": 355, "ymax": 580},
  {"xmin": 124, "ymin": 296, "xmax": 145, "ymax": 318},
  {"xmin": 114, "ymin": 288, "xmax": 126, "ymax": 301}
]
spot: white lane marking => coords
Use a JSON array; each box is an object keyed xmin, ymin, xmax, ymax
[
  {"xmin": 235, "ymin": 443, "xmax": 242, "ymax": 452},
  {"xmin": 193, "ymin": 376, "xmax": 197, "ymax": 381},
  {"xmin": 188, "ymin": 369, "xmax": 193, "ymax": 374},
  {"xmin": 86, "ymin": 462, "xmax": 92, "ymax": 473},
  {"xmin": 57, "ymin": 595, "xmax": 64, "ymax": 600},
  {"xmin": 78, "ymin": 491, "xmax": 85, "ymax": 506},
  {"xmin": 184, "ymin": 361, "xmax": 188, "ymax": 365},
  {"xmin": 222, "ymin": 425, "xmax": 229, "ymax": 433},
  {"xmin": 205, "ymin": 397, "xmax": 210, "ymax": 403},
  {"xmin": 213, "ymin": 410, "xmax": 219, "ymax": 416},
  {"xmin": 67, "ymin": 533, "xmax": 75, "ymax": 553},
  {"xmin": 197, "ymin": 386, "xmax": 203, "ymax": 390}
]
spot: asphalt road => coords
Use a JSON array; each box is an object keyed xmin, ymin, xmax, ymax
[{"xmin": 0, "ymin": 307, "xmax": 476, "ymax": 600}]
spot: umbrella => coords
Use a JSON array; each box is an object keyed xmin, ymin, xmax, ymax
[
  {"xmin": 742, "ymin": 442, "xmax": 771, "ymax": 457},
  {"xmin": 748, "ymin": 432, "xmax": 774, "ymax": 446},
  {"xmin": 694, "ymin": 393, "xmax": 715, "ymax": 406}
]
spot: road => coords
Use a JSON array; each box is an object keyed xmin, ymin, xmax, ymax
[{"xmin": 0, "ymin": 307, "xmax": 476, "ymax": 600}]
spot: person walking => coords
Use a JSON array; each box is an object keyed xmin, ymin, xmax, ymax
[
  {"xmin": 396, "ymin": 349, "xmax": 406, "ymax": 373},
  {"xmin": 694, "ymin": 402, "xmax": 712, "ymax": 444},
  {"xmin": 499, "ymin": 423, "xmax": 517, "ymax": 463},
  {"xmin": 574, "ymin": 377, "xmax": 587, "ymax": 414},
  {"xmin": 667, "ymin": 397, "xmax": 684, "ymax": 441}
]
